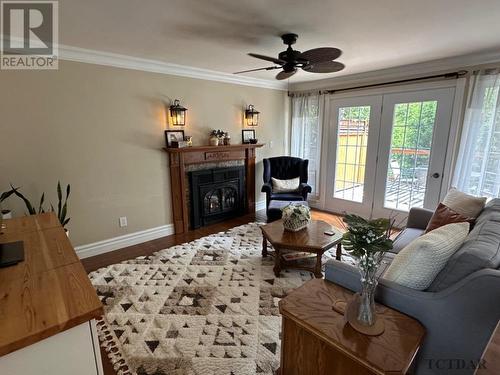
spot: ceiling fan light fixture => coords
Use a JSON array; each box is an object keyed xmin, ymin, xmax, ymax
[{"xmin": 236, "ymin": 33, "xmax": 345, "ymax": 80}]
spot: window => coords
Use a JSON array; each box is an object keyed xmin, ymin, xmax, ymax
[
  {"xmin": 333, "ymin": 106, "xmax": 370, "ymax": 202},
  {"xmin": 384, "ymin": 101, "xmax": 437, "ymax": 211},
  {"xmin": 290, "ymin": 94, "xmax": 323, "ymax": 196},
  {"xmin": 454, "ymin": 71, "xmax": 500, "ymax": 198}
]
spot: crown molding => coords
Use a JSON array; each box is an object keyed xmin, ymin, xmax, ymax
[
  {"xmin": 6, "ymin": 35, "xmax": 499, "ymax": 92},
  {"xmin": 58, "ymin": 44, "xmax": 287, "ymax": 91},
  {"xmin": 1, "ymin": 35, "xmax": 286, "ymax": 90},
  {"xmin": 289, "ymin": 50, "xmax": 500, "ymax": 92}
]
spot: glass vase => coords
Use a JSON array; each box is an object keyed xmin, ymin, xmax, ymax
[
  {"xmin": 357, "ymin": 277, "xmax": 378, "ymax": 326},
  {"xmin": 356, "ymin": 253, "xmax": 381, "ymax": 326}
]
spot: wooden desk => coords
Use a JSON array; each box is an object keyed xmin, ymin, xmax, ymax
[
  {"xmin": 279, "ymin": 279, "xmax": 425, "ymax": 375},
  {"xmin": 476, "ymin": 321, "xmax": 500, "ymax": 375},
  {"xmin": 0, "ymin": 213, "xmax": 104, "ymax": 374}
]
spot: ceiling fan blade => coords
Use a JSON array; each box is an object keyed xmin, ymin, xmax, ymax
[
  {"xmin": 248, "ymin": 53, "xmax": 285, "ymax": 65},
  {"xmin": 299, "ymin": 47, "xmax": 342, "ymax": 63},
  {"xmin": 276, "ymin": 69, "xmax": 297, "ymax": 80},
  {"xmin": 302, "ymin": 61, "xmax": 345, "ymax": 73},
  {"xmin": 234, "ymin": 66, "xmax": 280, "ymax": 74}
]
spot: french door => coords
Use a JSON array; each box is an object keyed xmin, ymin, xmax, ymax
[
  {"xmin": 325, "ymin": 87, "xmax": 455, "ymax": 219},
  {"xmin": 325, "ymin": 96, "xmax": 382, "ymax": 216}
]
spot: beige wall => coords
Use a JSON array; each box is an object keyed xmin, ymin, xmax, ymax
[{"xmin": 0, "ymin": 61, "xmax": 288, "ymax": 246}]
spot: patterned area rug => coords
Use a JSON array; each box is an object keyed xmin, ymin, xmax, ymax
[{"xmin": 89, "ymin": 223, "xmax": 351, "ymax": 375}]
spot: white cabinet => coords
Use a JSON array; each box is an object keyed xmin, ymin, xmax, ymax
[{"xmin": 0, "ymin": 320, "xmax": 103, "ymax": 375}]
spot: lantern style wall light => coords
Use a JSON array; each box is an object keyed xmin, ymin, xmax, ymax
[
  {"xmin": 245, "ymin": 104, "xmax": 259, "ymax": 126},
  {"xmin": 169, "ymin": 99, "xmax": 187, "ymax": 126}
]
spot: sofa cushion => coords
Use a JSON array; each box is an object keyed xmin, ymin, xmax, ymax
[
  {"xmin": 428, "ymin": 200, "xmax": 500, "ymax": 291},
  {"xmin": 442, "ymin": 188, "xmax": 487, "ymax": 218},
  {"xmin": 425, "ymin": 203, "xmax": 475, "ymax": 233},
  {"xmin": 383, "ymin": 222, "xmax": 469, "ymax": 290},
  {"xmin": 272, "ymin": 177, "xmax": 300, "ymax": 193},
  {"xmin": 475, "ymin": 198, "xmax": 500, "ymax": 225},
  {"xmin": 392, "ymin": 228, "xmax": 425, "ymax": 254}
]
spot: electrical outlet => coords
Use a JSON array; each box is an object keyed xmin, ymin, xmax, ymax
[{"xmin": 119, "ymin": 216, "xmax": 128, "ymax": 227}]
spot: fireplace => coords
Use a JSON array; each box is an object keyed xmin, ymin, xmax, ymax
[
  {"xmin": 165, "ymin": 144, "xmax": 263, "ymax": 234},
  {"xmin": 189, "ymin": 166, "xmax": 245, "ymax": 229}
]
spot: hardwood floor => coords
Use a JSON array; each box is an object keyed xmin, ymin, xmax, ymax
[
  {"xmin": 81, "ymin": 209, "xmax": 346, "ymax": 375},
  {"xmin": 82, "ymin": 209, "xmax": 345, "ymax": 273}
]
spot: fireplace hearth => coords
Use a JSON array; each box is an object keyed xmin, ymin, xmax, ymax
[{"xmin": 189, "ymin": 166, "xmax": 245, "ymax": 229}]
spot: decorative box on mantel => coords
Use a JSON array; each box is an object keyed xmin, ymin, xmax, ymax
[{"xmin": 164, "ymin": 144, "xmax": 264, "ymax": 234}]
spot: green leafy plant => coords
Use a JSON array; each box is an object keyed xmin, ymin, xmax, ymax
[
  {"xmin": 0, "ymin": 181, "xmax": 71, "ymax": 229},
  {"xmin": 51, "ymin": 181, "xmax": 71, "ymax": 228},
  {"xmin": 341, "ymin": 214, "xmax": 397, "ymax": 327},
  {"xmin": 210, "ymin": 129, "xmax": 225, "ymax": 138},
  {"xmin": 2, "ymin": 184, "xmax": 45, "ymax": 215},
  {"xmin": 341, "ymin": 214, "xmax": 394, "ymax": 258},
  {"xmin": 1, "ymin": 188, "xmax": 17, "ymax": 204},
  {"xmin": 0, "ymin": 188, "xmax": 16, "ymax": 216},
  {"xmin": 282, "ymin": 203, "xmax": 311, "ymax": 222}
]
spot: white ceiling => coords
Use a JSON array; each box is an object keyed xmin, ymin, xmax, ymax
[{"xmin": 60, "ymin": 0, "xmax": 500, "ymax": 83}]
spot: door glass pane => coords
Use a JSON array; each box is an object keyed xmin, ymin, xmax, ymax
[
  {"xmin": 334, "ymin": 106, "xmax": 370, "ymax": 202},
  {"xmin": 384, "ymin": 101, "xmax": 437, "ymax": 211}
]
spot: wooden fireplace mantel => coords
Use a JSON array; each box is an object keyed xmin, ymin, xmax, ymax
[{"xmin": 164, "ymin": 143, "xmax": 264, "ymax": 234}]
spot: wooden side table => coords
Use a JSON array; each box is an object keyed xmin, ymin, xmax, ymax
[
  {"xmin": 261, "ymin": 220, "xmax": 343, "ymax": 278},
  {"xmin": 278, "ymin": 279, "xmax": 425, "ymax": 375}
]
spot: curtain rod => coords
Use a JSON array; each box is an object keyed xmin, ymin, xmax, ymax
[{"xmin": 288, "ymin": 70, "xmax": 468, "ymax": 96}]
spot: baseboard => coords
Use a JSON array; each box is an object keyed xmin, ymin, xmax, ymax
[
  {"xmin": 75, "ymin": 224, "xmax": 175, "ymax": 259},
  {"xmin": 77, "ymin": 202, "xmax": 265, "ymax": 259},
  {"xmin": 256, "ymin": 200, "xmax": 266, "ymax": 211}
]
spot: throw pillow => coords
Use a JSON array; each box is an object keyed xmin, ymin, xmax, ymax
[
  {"xmin": 272, "ymin": 177, "xmax": 300, "ymax": 193},
  {"xmin": 425, "ymin": 203, "xmax": 475, "ymax": 233},
  {"xmin": 442, "ymin": 188, "xmax": 486, "ymax": 218},
  {"xmin": 383, "ymin": 222, "xmax": 469, "ymax": 290}
]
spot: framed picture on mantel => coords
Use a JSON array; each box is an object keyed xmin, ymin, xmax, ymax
[
  {"xmin": 242, "ymin": 129, "xmax": 255, "ymax": 144},
  {"xmin": 165, "ymin": 130, "xmax": 185, "ymax": 147}
]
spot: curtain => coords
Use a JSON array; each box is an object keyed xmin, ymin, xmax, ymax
[
  {"xmin": 290, "ymin": 93, "xmax": 325, "ymax": 197},
  {"xmin": 453, "ymin": 69, "xmax": 500, "ymax": 197}
]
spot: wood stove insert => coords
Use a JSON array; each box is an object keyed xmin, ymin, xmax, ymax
[{"xmin": 189, "ymin": 166, "xmax": 245, "ymax": 229}]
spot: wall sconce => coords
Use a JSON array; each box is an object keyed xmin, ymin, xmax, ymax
[
  {"xmin": 245, "ymin": 104, "xmax": 259, "ymax": 126},
  {"xmin": 169, "ymin": 99, "xmax": 187, "ymax": 126}
]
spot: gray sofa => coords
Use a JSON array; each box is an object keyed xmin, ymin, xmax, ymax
[{"xmin": 325, "ymin": 199, "xmax": 500, "ymax": 375}]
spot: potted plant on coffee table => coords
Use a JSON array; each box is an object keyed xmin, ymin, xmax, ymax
[{"xmin": 282, "ymin": 203, "xmax": 311, "ymax": 232}]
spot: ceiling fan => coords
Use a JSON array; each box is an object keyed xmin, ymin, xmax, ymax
[{"xmin": 235, "ymin": 33, "xmax": 345, "ymax": 80}]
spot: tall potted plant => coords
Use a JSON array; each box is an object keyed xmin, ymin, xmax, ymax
[
  {"xmin": 0, "ymin": 182, "xmax": 71, "ymax": 232},
  {"xmin": 51, "ymin": 181, "xmax": 71, "ymax": 231},
  {"xmin": 209, "ymin": 129, "xmax": 225, "ymax": 146},
  {"xmin": 341, "ymin": 214, "xmax": 394, "ymax": 331},
  {"xmin": 0, "ymin": 189, "xmax": 16, "ymax": 219}
]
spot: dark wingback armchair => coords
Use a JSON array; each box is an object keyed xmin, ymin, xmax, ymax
[{"xmin": 261, "ymin": 156, "xmax": 312, "ymax": 209}]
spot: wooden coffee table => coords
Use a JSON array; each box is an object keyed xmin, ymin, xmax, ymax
[
  {"xmin": 279, "ymin": 279, "xmax": 425, "ymax": 374},
  {"xmin": 261, "ymin": 219, "xmax": 343, "ymax": 278}
]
